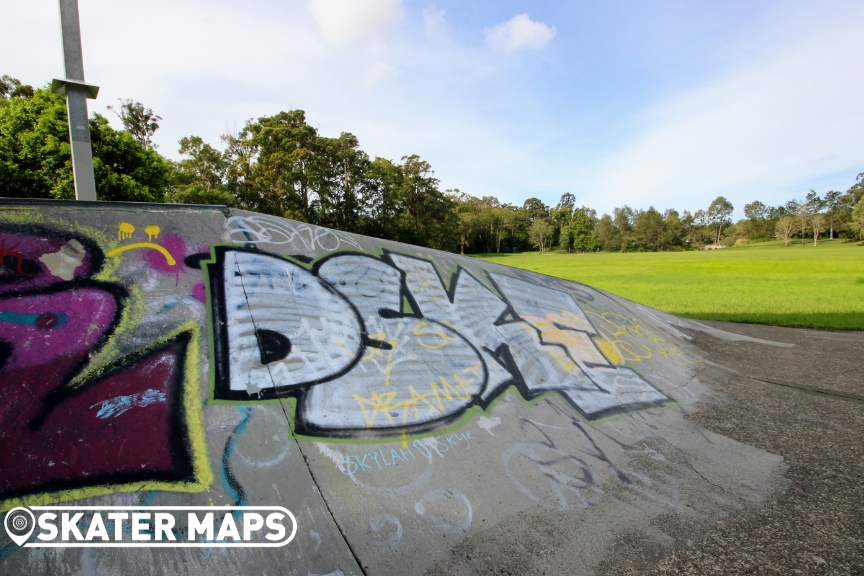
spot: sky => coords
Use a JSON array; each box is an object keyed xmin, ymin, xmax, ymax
[{"xmin": 3, "ymin": 0, "xmax": 864, "ymax": 218}]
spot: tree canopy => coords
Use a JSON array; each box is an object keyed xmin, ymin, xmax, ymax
[
  {"xmin": 2, "ymin": 74, "xmax": 863, "ymax": 253},
  {"xmin": 0, "ymin": 83, "xmax": 170, "ymax": 202}
]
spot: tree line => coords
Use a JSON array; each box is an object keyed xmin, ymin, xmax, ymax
[{"xmin": 3, "ymin": 76, "xmax": 864, "ymax": 253}]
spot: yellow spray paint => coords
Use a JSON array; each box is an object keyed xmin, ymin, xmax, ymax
[
  {"xmin": 106, "ymin": 242, "xmax": 176, "ymax": 265},
  {"xmin": 118, "ymin": 222, "xmax": 135, "ymax": 240},
  {"xmin": 144, "ymin": 224, "xmax": 161, "ymax": 241}
]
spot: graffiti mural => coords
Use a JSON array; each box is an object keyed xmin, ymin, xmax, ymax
[
  {"xmin": 0, "ymin": 222, "xmax": 210, "ymax": 509},
  {"xmin": 206, "ymin": 247, "xmax": 669, "ymax": 437},
  {"xmin": 227, "ymin": 213, "xmax": 365, "ymax": 252},
  {"xmin": 0, "ymin": 209, "xmax": 677, "ymax": 517}
]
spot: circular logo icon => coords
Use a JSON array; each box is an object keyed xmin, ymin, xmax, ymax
[{"xmin": 4, "ymin": 507, "xmax": 35, "ymax": 546}]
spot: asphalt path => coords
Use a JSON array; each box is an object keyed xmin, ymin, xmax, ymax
[{"xmin": 596, "ymin": 321, "xmax": 864, "ymax": 576}]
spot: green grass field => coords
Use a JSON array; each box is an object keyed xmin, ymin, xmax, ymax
[{"xmin": 474, "ymin": 240, "xmax": 864, "ymax": 331}]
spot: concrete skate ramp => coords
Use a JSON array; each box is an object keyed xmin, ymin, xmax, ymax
[{"xmin": 0, "ymin": 200, "xmax": 789, "ymax": 575}]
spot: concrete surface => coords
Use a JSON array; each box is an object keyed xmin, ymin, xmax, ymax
[
  {"xmin": 0, "ymin": 200, "xmax": 860, "ymax": 575},
  {"xmin": 597, "ymin": 321, "xmax": 864, "ymax": 575}
]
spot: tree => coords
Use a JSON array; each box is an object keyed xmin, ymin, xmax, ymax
[
  {"xmin": 177, "ymin": 108, "xmax": 460, "ymax": 251},
  {"xmin": 809, "ymin": 212, "xmax": 825, "ymax": 246},
  {"xmin": 764, "ymin": 204, "xmax": 789, "ymax": 241},
  {"xmin": 832, "ymin": 174, "xmax": 864, "ymax": 239},
  {"xmin": 571, "ymin": 207, "xmax": 598, "ymax": 251},
  {"xmin": 454, "ymin": 192, "xmax": 481, "ymax": 254},
  {"xmin": 522, "ymin": 197, "xmax": 549, "ymax": 222},
  {"xmin": 850, "ymin": 197, "xmax": 864, "ymax": 240},
  {"xmin": 823, "ymin": 190, "xmax": 842, "ymax": 239},
  {"xmin": 594, "ymin": 214, "xmax": 621, "ymax": 251},
  {"xmin": 528, "ymin": 219, "xmax": 554, "ymax": 251},
  {"xmin": 473, "ymin": 196, "xmax": 503, "ymax": 253},
  {"xmin": 177, "ymin": 136, "xmax": 228, "ymax": 189},
  {"xmin": 692, "ymin": 209, "xmax": 709, "ymax": 243},
  {"xmin": 775, "ymin": 216, "xmax": 796, "ymax": 247},
  {"xmin": 0, "ymin": 84, "xmax": 169, "ymax": 201},
  {"xmin": 662, "ymin": 209, "xmax": 684, "ymax": 249},
  {"xmin": 0, "ymin": 75, "xmax": 34, "ymax": 99},
  {"xmin": 0, "ymin": 84, "xmax": 73, "ymax": 198},
  {"xmin": 315, "ymin": 132, "xmax": 368, "ymax": 231},
  {"xmin": 237, "ymin": 110, "xmax": 321, "ymax": 219},
  {"xmin": 679, "ymin": 211, "xmax": 697, "ymax": 247},
  {"xmin": 558, "ymin": 225, "xmax": 573, "ymax": 253},
  {"xmin": 108, "ymin": 99, "xmax": 162, "ymax": 149},
  {"xmin": 0, "ymin": 75, "xmax": 19, "ymax": 98},
  {"xmin": 399, "ymin": 154, "xmax": 439, "ymax": 233},
  {"xmin": 170, "ymin": 136, "xmax": 234, "ymax": 206},
  {"xmin": 499, "ymin": 205, "xmax": 526, "ymax": 252},
  {"xmin": 613, "ymin": 206, "xmax": 634, "ymax": 232},
  {"xmin": 768, "ymin": 205, "xmax": 789, "ymax": 221},
  {"xmin": 389, "ymin": 154, "xmax": 456, "ymax": 250},
  {"xmin": 805, "ymin": 189, "xmax": 825, "ymax": 212},
  {"xmin": 556, "ymin": 192, "xmax": 576, "ymax": 211},
  {"xmin": 803, "ymin": 190, "xmax": 826, "ymax": 246},
  {"xmin": 550, "ymin": 193, "xmax": 575, "ymax": 240},
  {"xmin": 612, "ymin": 206, "xmax": 635, "ymax": 250},
  {"xmin": 793, "ymin": 199, "xmax": 809, "ymax": 246},
  {"xmin": 850, "ymin": 172, "xmax": 864, "ymax": 205},
  {"xmin": 359, "ymin": 157, "xmax": 402, "ymax": 240},
  {"xmin": 492, "ymin": 206, "xmax": 511, "ymax": 252},
  {"xmin": 633, "ymin": 207, "xmax": 664, "ymax": 251},
  {"xmin": 743, "ymin": 200, "xmax": 770, "ymax": 239},
  {"xmin": 706, "ymin": 196, "xmax": 734, "ymax": 244},
  {"xmin": 89, "ymin": 114, "xmax": 172, "ymax": 202}
]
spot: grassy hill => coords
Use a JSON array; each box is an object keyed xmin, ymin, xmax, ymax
[{"xmin": 474, "ymin": 240, "xmax": 864, "ymax": 331}]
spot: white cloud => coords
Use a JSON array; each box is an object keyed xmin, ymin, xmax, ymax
[
  {"xmin": 484, "ymin": 14, "xmax": 556, "ymax": 52},
  {"xmin": 583, "ymin": 6, "xmax": 864, "ymax": 215},
  {"xmin": 423, "ymin": 4, "xmax": 448, "ymax": 42},
  {"xmin": 306, "ymin": 0, "xmax": 403, "ymax": 47}
]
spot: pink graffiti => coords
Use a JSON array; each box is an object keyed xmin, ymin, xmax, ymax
[
  {"xmin": 143, "ymin": 234, "xmax": 185, "ymax": 273},
  {"xmin": 0, "ymin": 289, "xmax": 118, "ymax": 370},
  {"xmin": 0, "ymin": 233, "xmax": 97, "ymax": 294},
  {"xmin": 192, "ymin": 282, "xmax": 206, "ymax": 303}
]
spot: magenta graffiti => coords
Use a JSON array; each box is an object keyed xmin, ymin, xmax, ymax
[{"xmin": 0, "ymin": 224, "xmax": 198, "ymax": 503}]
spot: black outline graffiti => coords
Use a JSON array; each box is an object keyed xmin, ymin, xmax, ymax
[
  {"xmin": 0, "ymin": 224, "xmax": 106, "ymax": 288},
  {"xmin": 1, "ymin": 333, "xmax": 198, "ymax": 502},
  {"xmin": 0, "ymin": 223, "xmax": 200, "ymax": 503},
  {"xmin": 206, "ymin": 246, "xmax": 670, "ymax": 438},
  {"xmin": 392, "ymin": 251, "xmax": 670, "ymax": 420},
  {"xmin": 207, "ymin": 245, "xmax": 371, "ymax": 402},
  {"xmin": 0, "ymin": 225, "xmax": 128, "ymax": 418}
]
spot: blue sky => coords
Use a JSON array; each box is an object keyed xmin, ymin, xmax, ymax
[{"xmin": 4, "ymin": 0, "xmax": 864, "ymax": 218}]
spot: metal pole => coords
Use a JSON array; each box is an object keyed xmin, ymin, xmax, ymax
[{"xmin": 58, "ymin": 0, "xmax": 97, "ymax": 201}]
